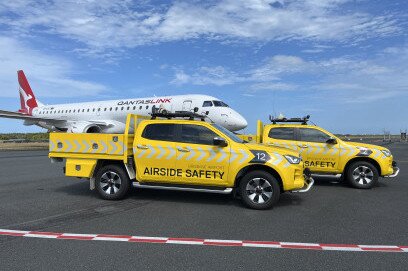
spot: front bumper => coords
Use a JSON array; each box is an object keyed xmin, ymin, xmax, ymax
[
  {"xmin": 292, "ymin": 168, "xmax": 314, "ymax": 193},
  {"xmin": 385, "ymin": 162, "xmax": 400, "ymax": 178}
]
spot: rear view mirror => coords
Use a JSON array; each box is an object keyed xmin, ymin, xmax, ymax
[
  {"xmin": 213, "ymin": 137, "xmax": 228, "ymax": 147},
  {"xmin": 326, "ymin": 137, "xmax": 337, "ymax": 145}
]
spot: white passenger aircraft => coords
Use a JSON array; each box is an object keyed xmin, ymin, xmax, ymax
[{"xmin": 0, "ymin": 70, "xmax": 247, "ymax": 133}]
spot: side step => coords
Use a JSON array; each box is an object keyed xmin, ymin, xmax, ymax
[{"xmin": 132, "ymin": 182, "xmax": 233, "ymax": 195}]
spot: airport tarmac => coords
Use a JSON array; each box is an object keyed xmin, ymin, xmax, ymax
[{"xmin": 0, "ymin": 142, "xmax": 407, "ymax": 270}]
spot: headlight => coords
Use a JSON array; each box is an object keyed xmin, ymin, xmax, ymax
[
  {"xmin": 356, "ymin": 147, "xmax": 373, "ymax": 157},
  {"xmin": 284, "ymin": 155, "xmax": 302, "ymax": 164},
  {"xmin": 381, "ymin": 149, "xmax": 391, "ymax": 157}
]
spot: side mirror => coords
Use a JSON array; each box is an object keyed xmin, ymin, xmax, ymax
[
  {"xmin": 326, "ymin": 137, "xmax": 337, "ymax": 145},
  {"xmin": 213, "ymin": 137, "xmax": 228, "ymax": 147}
]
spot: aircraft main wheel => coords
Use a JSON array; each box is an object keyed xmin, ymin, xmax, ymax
[
  {"xmin": 346, "ymin": 161, "xmax": 379, "ymax": 189},
  {"xmin": 95, "ymin": 165, "xmax": 130, "ymax": 200},
  {"xmin": 239, "ymin": 170, "xmax": 280, "ymax": 210}
]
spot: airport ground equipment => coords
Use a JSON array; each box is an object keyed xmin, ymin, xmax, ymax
[
  {"xmin": 49, "ymin": 113, "xmax": 313, "ymax": 210},
  {"xmin": 238, "ymin": 116, "xmax": 399, "ymax": 189}
]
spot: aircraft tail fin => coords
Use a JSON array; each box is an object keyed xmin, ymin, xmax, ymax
[{"xmin": 17, "ymin": 70, "xmax": 39, "ymax": 115}]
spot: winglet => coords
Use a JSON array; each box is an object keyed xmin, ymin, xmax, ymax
[{"xmin": 17, "ymin": 70, "xmax": 38, "ymax": 115}]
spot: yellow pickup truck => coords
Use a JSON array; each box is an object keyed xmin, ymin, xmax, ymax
[
  {"xmin": 49, "ymin": 113, "xmax": 313, "ymax": 210},
  {"xmin": 239, "ymin": 116, "xmax": 399, "ymax": 189}
]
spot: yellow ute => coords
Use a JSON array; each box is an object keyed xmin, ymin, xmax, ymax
[
  {"xmin": 49, "ymin": 113, "xmax": 313, "ymax": 209},
  {"xmin": 239, "ymin": 116, "xmax": 399, "ymax": 189}
]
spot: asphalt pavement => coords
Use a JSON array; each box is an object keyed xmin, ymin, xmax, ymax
[{"xmin": 0, "ymin": 143, "xmax": 407, "ymax": 270}]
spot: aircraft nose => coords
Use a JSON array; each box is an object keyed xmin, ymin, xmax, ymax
[{"xmin": 232, "ymin": 112, "xmax": 248, "ymax": 131}]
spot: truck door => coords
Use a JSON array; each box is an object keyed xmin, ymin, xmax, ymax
[
  {"xmin": 297, "ymin": 127, "xmax": 340, "ymax": 173},
  {"xmin": 134, "ymin": 123, "xmax": 177, "ymax": 182},
  {"xmin": 174, "ymin": 124, "xmax": 230, "ymax": 186}
]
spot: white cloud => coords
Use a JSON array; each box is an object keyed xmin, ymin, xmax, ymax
[
  {"xmin": 250, "ymin": 82, "xmax": 297, "ymax": 91},
  {"xmin": 168, "ymin": 49, "xmax": 408, "ymax": 102},
  {"xmin": 0, "ymin": 0, "xmax": 400, "ymax": 55},
  {"xmin": 171, "ymin": 66, "xmax": 244, "ymax": 86},
  {"xmin": 0, "ymin": 36, "xmax": 107, "ymax": 98}
]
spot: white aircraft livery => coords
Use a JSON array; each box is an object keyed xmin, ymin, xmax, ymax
[{"xmin": 0, "ymin": 70, "xmax": 248, "ymax": 133}]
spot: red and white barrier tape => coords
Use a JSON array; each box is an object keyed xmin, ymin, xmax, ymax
[{"xmin": 0, "ymin": 229, "xmax": 406, "ymax": 253}]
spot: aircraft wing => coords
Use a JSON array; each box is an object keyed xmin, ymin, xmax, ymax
[{"xmin": 0, "ymin": 109, "xmax": 64, "ymax": 122}]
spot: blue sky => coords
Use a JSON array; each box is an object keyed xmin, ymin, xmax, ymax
[{"xmin": 0, "ymin": 0, "xmax": 407, "ymax": 134}]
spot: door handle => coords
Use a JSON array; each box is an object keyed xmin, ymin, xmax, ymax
[
  {"xmin": 177, "ymin": 147, "xmax": 190, "ymax": 152},
  {"xmin": 298, "ymin": 145, "xmax": 309, "ymax": 148},
  {"xmin": 137, "ymin": 145, "xmax": 149, "ymax": 150},
  {"xmin": 267, "ymin": 143, "xmax": 275, "ymax": 146}
]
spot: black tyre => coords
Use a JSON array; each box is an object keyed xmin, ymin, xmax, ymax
[
  {"xmin": 346, "ymin": 161, "xmax": 379, "ymax": 189},
  {"xmin": 95, "ymin": 165, "xmax": 130, "ymax": 200},
  {"xmin": 239, "ymin": 170, "xmax": 280, "ymax": 210}
]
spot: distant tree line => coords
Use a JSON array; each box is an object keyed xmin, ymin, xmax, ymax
[{"xmin": 0, "ymin": 133, "xmax": 49, "ymax": 141}]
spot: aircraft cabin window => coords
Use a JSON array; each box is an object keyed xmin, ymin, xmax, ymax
[
  {"xmin": 142, "ymin": 124, "xmax": 175, "ymax": 141},
  {"xmin": 110, "ymin": 108, "xmax": 112, "ymax": 111},
  {"xmin": 104, "ymin": 108, "xmax": 107, "ymax": 111},
  {"xmin": 115, "ymin": 107, "xmax": 118, "ymax": 111},
  {"xmin": 127, "ymin": 106, "xmax": 130, "ymax": 110},
  {"xmin": 299, "ymin": 128, "xmax": 331, "ymax": 143},
  {"xmin": 203, "ymin": 101, "xmax": 213, "ymax": 107},
  {"xmin": 178, "ymin": 124, "xmax": 219, "ymax": 145},
  {"xmin": 121, "ymin": 107, "xmax": 124, "ymax": 111},
  {"xmin": 93, "ymin": 109, "xmax": 95, "ymax": 112},
  {"xmin": 213, "ymin": 101, "xmax": 229, "ymax": 107},
  {"xmin": 146, "ymin": 106, "xmax": 149, "ymax": 109},
  {"xmin": 73, "ymin": 110, "xmax": 76, "ymax": 113},
  {"xmin": 133, "ymin": 106, "xmax": 136, "ymax": 110},
  {"xmin": 268, "ymin": 128, "xmax": 295, "ymax": 141},
  {"xmin": 139, "ymin": 106, "xmax": 142, "ymax": 110},
  {"xmin": 98, "ymin": 108, "xmax": 101, "ymax": 111}
]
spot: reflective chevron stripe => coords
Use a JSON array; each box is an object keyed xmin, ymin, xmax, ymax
[
  {"xmin": 196, "ymin": 147, "xmax": 205, "ymax": 162},
  {"xmin": 229, "ymin": 150, "xmax": 238, "ymax": 163},
  {"xmin": 217, "ymin": 148, "xmax": 227, "ymax": 162},
  {"xmin": 185, "ymin": 147, "xmax": 195, "ymax": 161},
  {"xmin": 146, "ymin": 145, "xmax": 156, "ymax": 158},
  {"xmin": 83, "ymin": 140, "xmax": 90, "ymax": 153},
  {"xmin": 166, "ymin": 145, "xmax": 175, "ymax": 160},
  {"xmin": 49, "ymin": 140, "xmax": 55, "ymax": 152},
  {"xmin": 207, "ymin": 148, "xmax": 217, "ymax": 162},
  {"xmin": 137, "ymin": 146, "xmax": 147, "ymax": 158},
  {"xmin": 272, "ymin": 152, "xmax": 283, "ymax": 165},
  {"xmin": 239, "ymin": 149, "xmax": 249, "ymax": 163},
  {"xmin": 156, "ymin": 145, "xmax": 165, "ymax": 159}
]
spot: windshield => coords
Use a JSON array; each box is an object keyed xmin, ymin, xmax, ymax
[
  {"xmin": 212, "ymin": 123, "xmax": 244, "ymax": 143},
  {"xmin": 213, "ymin": 101, "xmax": 229, "ymax": 107}
]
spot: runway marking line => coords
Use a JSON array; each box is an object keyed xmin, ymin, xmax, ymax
[{"xmin": 0, "ymin": 228, "xmax": 407, "ymax": 253}]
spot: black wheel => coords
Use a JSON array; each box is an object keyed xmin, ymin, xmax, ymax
[
  {"xmin": 95, "ymin": 165, "xmax": 130, "ymax": 200},
  {"xmin": 239, "ymin": 170, "xmax": 280, "ymax": 210},
  {"xmin": 346, "ymin": 161, "xmax": 379, "ymax": 189}
]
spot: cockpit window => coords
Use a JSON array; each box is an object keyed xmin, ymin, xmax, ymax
[
  {"xmin": 203, "ymin": 101, "xmax": 213, "ymax": 107},
  {"xmin": 213, "ymin": 101, "xmax": 229, "ymax": 107}
]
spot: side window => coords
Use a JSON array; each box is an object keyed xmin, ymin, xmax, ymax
[
  {"xmin": 202, "ymin": 101, "xmax": 213, "ymax": 107},
  {"xmin": 142, "ymin": 124, "xmax": 175, "ymax": 141},
  {"xmin": 268, "ymin": 128, "xmax": 295, "ymax": 140},
  {"xmin": 179, "ymin": 124, "xmax": 219, "ymax": 145},
  {"xmin": 299, "ymin": 128, "xmax": 331, "ymax": 143}
]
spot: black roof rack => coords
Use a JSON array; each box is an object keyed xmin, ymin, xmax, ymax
[
  {"xmin": 151, "ymin": 111, "xmax": 208, "ymax": 121},
  {"xmin": 269, "ymin": 115, "xmax": 310, "ymax": 125}
]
